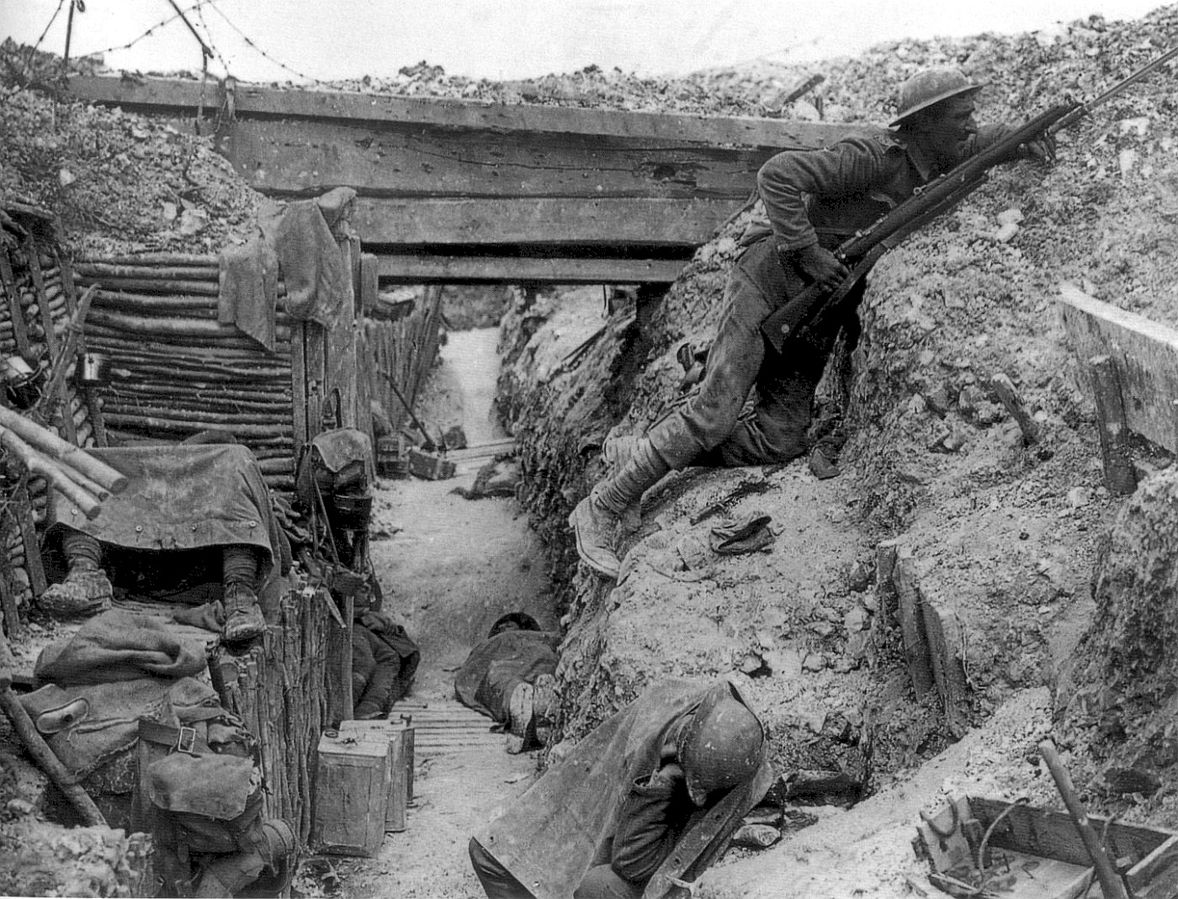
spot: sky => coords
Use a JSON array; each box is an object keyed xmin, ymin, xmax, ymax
[{"xmin": 3, "ymin": 0, "xmax": 1170, "ymax": 84}]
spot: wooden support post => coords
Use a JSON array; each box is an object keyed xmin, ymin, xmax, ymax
[
  {"xmin": 1089, "ymin": 354, "xmax": 1138, "ymax": 495},
  {"xmin": 892, "ymin": 546, "xmax": 935, "ymax": 698},
  {"xmin": 26, "ymin": 237, "xmax": 60, "ymax": 363},
  {"xmin": 324, "ymin": 236, "xmax": 360, "ymax": 430},
  {"xmin": 0, "ymin": 628, "xmax": 106, "ymax": 827},
  {"xmin": 306, "ymin": 322, "xmax": 327, "ymax": 439},
  {"xmin": 323, "ymin": 589, "xmax": 354, "ymax": 728},
  {"xmin": 0, "ymin": 563, "xmax": 20, "ymax": 638},
  {"xmin": 291, "ymin": 322, "xmax": 308, "ymax": 466},
  {"xmin": 0, "ymin": 250, "xmax": 31, "ymax": 357},
  {"xmin": 84, "ymin": 389, "xmax": 107, "ymax": 447},
  {"xmin": 990, "ymin": 373, "xmax": 1040, "ymax": 445},
  {"xmin": 13, "ymin": 483, "xmax": 46, "ymax": 598},
  {"xmin": 56, "ymin": 250, "xmax": 78, "ymax": 317}
]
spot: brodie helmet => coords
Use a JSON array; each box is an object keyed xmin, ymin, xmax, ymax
[
  {"xmin": 890, "ymin": 67, "xmax": 985, "ymax": 128},
  {"xmin": 677, "ymin": 681, "xmax": 765, "ymax": 806}
]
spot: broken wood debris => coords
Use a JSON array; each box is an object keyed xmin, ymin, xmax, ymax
[{"xmin": 689, "ymin": 477, "xmax": 773, "ymax": 525}]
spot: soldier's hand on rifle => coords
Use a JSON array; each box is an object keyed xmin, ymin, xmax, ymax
[
  {"xmin": 785, "ymin": 243, "xmax": 850, "ymax": 291},
  {"xmin": 1019, "ymin": 133, "xmax": 1057, "ymax": 164}
]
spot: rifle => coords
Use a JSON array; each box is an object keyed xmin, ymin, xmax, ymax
[{"xmin": 760, "ymin": 45, "xmax": 1178, "ymax": 354}]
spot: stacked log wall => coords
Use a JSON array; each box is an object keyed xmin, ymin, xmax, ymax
[{"xmin": 72, "ymin": 255, "xmax": 297, "ymax": 494}]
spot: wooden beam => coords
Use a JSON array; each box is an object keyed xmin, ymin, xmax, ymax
[
  {"xmin": 352, "ymin": 196, "xmax": 738, "ymax": 246},
  {"xmin": 67, "ymin": 74, "xmax": 865, "ymax": 148},
  {"xmin": 1089, "ymin": 354, "xmax": 1138, "ymax": 494},
  {"xmin": 1058, "ymin": 282, "xmax": 1178, "ymax": 455},
  {"xmin": 892, "ymin": 546, "xmax": 935, "ymax": 698},
  {"xmin": 971, "ymin": 797, "xmax": 1172, "ymax": 872},
  {"xmin": 375, "ymin": 253, "xmax": 686, "ymax": 284},
  {"xmin": 222, "ymin": 118, "xmax": 780, "ymax": 199}
]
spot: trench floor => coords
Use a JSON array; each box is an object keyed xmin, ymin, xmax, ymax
[{"xmin": 336, "ymin": 328, "xmax": 556, "ymax": 899}]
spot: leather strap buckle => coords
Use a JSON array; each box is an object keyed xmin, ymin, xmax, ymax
[{"xmin": 176, "ymin": 725, "xmax": 198, "ymax": 755}]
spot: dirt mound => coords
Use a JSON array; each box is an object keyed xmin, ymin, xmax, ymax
[
  {"xmin": 1056, "ymin": 468, "xmax": 1178, "ymax": 826},
  {"xmin": 499, "ymin": 1, "xmax": 1178, "ymax": 827},
  {"xmin": 0, "ymin": 41, "xmax": 261, "ymax": 256}
]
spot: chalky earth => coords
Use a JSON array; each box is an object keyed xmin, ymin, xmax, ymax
[{"xmin": 1, "ymin": 5, "xmax": 1177, "ymax": 897}]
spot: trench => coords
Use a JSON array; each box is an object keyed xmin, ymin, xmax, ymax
[
  {"xmin": 341, "ymin": 323, "xmax": 559, "ymax": 899},
  {"xmin": 336, "ymin": 288, "xmax": 895, "ymax": 899}
]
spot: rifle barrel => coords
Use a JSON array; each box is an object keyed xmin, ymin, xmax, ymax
[{"xmin": 1049, "ymin": 44, "xmax": 1178, "ymax": 134}]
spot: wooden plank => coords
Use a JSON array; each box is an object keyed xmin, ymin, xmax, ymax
[
  {"xmin": 1089, "ymin": 355, "xmax": 1138, "ymax": 494},
  {"xmin": 1058, "ymin": 282, "xmax": 1178, "ymax": 454},
  {"xmin": 0, "ymin": 560, "xmax": 20, "ymax": 638},
  {"xmin": 55, "ymin": 250, "xmax": 78, "ymax": 317},
  {"xmin": 29, "ymin": 241, "xmax": 79, "ymax": 446},
  {"xmin": 0, "ymin": 249, "xmax": 32, "ymax": 356},
  {"xmin": 224, "ymin": 118, "xmax": 781, "ymax": 199},
  {"xmin": 1129, "ymin": 835, "xmax": 1178, "ymax": 894},
  {"xmin": 67, "ymin": 74, "xmax": 863, "ymax": 148},
  {"xmin": 376, "ymin": 253, "xmax": 687, "ymax": 284},
  {"xmin": 305, "ymin": 323, "xmax": 327, "ymax": 442},
  {"xmin": 351, "ymin": 196, "xmax": 738, "ymax": 246},
  {"xmin": 892, "ymin": 547, "xmax": 935, "ymax": 698},
  {"xmin": 919, "ymin": 592, "xmax": 969, "ymax": 738},
  {"xmin": 25, "ymin": 237, "xmax": 60, "ymax": 362},
  {"xmin": 13, "ymin": 484, "xmax": 46, "ymax": 598},
  {"xmin": 324, "ymin": 239, "xmax": 359, "ymax": 430},
  {"xmin": 972, "ymin": 797, "xmax": 1172, "ymax": 872},
  {"xmin": 359, "ymin": 254, "xmax": 379, "ymax": 316}
]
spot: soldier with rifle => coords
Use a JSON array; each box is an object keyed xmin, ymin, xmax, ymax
[{"xmin": 571, "ymin": 52, "xmax": 1175, "ymax": 580}]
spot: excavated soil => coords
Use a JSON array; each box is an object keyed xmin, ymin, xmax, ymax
[
  {"xmin": 495, "ymin": 5, "xmax": 1178, "ymax": 896},
  {"xmin": 3, "ymin": 5, "xmax": 1178, "ymax": 896}
]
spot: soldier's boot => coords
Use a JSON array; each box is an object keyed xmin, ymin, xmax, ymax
[
  {"xmin": 569, "ymin": 437, "xmax": 669, "ymax": 580},
  {"xmin": 193, "ymin": 819, "xmax": 297, "ymax": 897},
  {"xmin": 602, "ymin": 435, "xmax": 642, "ymax": 534},
  {"xmin": 531, "ymin": 673, "xmax": 558, "ymax": 746},
  {"xmin": 221, "ymin": 546, "xmax": 266, "ymax": 646},
  {"xmin": 221, "ymin": 583, "xmax": 266, "ymax": 646},
  {"xmin": 507, "ymin": 682, "xmax": 534, "ymax": 738},
  {"xmin": 39, "ymin": 532, "xmax": 112, "ymax": 619}
]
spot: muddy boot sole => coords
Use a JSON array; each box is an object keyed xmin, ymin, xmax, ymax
[{"xmin": 568, "ymin": 498, "xmax": 620, "ymax": 580}]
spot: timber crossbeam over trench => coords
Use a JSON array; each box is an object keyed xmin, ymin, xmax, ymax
[{"xmin": 69, "ymin": 75, "xmax": 868, "ymax": 284}]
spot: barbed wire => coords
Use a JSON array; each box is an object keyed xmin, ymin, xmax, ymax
[
  {"xmin": 205, "ymin": 3, "xmax": 326, "ymax": 84},
  {"xmin": 77, "ymin": 0, "xmax": 219, "ymax": 59},
  {"xmin": 28, "ymin": 0, "xmax": 67, "ymax": 59},
  {"xmin": 194, "ymin": 1, "xmax": 233, "ymax": 77}
]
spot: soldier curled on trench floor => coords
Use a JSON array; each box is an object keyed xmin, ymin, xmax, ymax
[
  {"xmin": 569, "ymin": 68, "xmax": 1056, "ymax": 579},
  {"xmin": 469, "ymin": 678, "xmax": 771, "ymax": 899}
]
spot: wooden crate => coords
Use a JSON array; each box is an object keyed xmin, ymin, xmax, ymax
[
  {"xmin": 313, "ymin": 730, "xmax": 391, "ymax": 856},
  {"xmin": 407, "ymin": 447, "xmax": 456, "ymax": 480},
  {"xmin": 339, "ymin": 720, "xmax": 414, "ymax": 832}
]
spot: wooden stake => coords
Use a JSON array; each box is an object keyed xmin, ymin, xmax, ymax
[
  {"xmin": 990, "ymin": 373, "xmax": 1040, "ymax": 445},
  {"xmin": 0, "ymin": 428, "xmax": 103, "ymax": 519},
  {"xmin": 1088, "ymin": 355, "xmax": 1138, "ymax": 495},
  {"xmin": 11, "ymin": 483, "xmax": 46, "ymax": 597},
  {"xmin": 1039, "ymin": 740, "xmax": 1130, "ymax": 899},
  {"xmin": 0, "ymin": 628, "xmax": 107, "ymax": 827},
  {"xmin": 0, "ymin": 250, "xmax": 31, "ymax": 357},
  {"xmin": 0, "ymin": 405, "xmax": 127, "ymax": 493}
]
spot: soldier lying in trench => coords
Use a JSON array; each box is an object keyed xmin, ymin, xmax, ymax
[
  {"xmin": 469, "ymin": 678, "xmax": 772, "ymax": 899},
  {"xmin": 454, "ymin": 612, "xmax": 559, "ymax": 746},
  {"xmin": 570, "ymin": 67, "xmax": 1056, "ymax": 579},
  {"xmin": 39, "ymin": 442, "xmax": 287, "ymax": 646}
]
